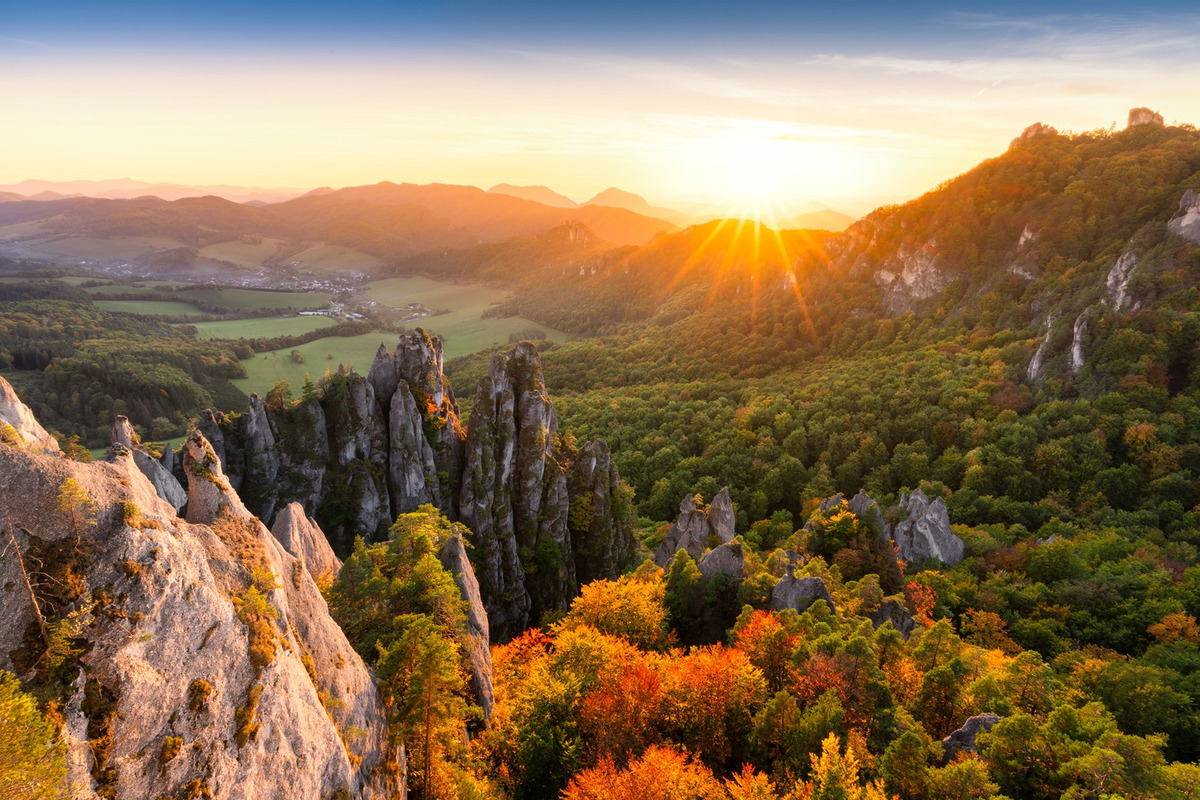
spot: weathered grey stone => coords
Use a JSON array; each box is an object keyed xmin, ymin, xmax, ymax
[
  {"xmin": 0, "ymin": 389, "xmax": 404, "ymax": 800},
  {"xmin": 0, "ymin": 374, "xmax": 59, "ymax": 453},
  {"xmin": 108, "ymin": 415, "xmax": 187, "ymax": 512},
  {"xmin": 769, "ymin": 575, "xmax": 836, "ymax": 614},
  {"xmin": 1127, "ymin": 107, "xmax": 1164, "ymax": 127},
  {"xmin": 1169, "ymin": 189, "xmax": 1200, "ymax": 245},
  {"xmin": 458, "ymin": 350, "xmax": 528, "ymax": 640},
  {"xmin": 892, "ymin": 488, "xmax": 964, "ymax": 567},
  {"xmin": 132, "ymin": 449, "xmax": 187, "ymax": 512},
  {"xmin": 569, "ymin": 439, "xmax": 635, "ymax": 587},
  {"xmin": 943, "ymin": 713, "xmax": 1002, "ymax": 762},
  {"xmin": 848, "ymin": 490, "xmax": 888, "ymax": 537},
  {"xmin": 1009, "ymin": 122, "xmax": 1057, "ymax": 148},
  {"xmin": 708, "ymin": 487, "xmax": 735, "ymax": 543},
  {"xmin": 439, "ymin": 534, "xmax": 495, "ymax": 722},
  {"xmin": 240, "ymin": 393, "xmax": 281, "ymax": 522},
  {"xmin": 271, "ymin": 502, "xmax": 342, "ymax": 583},
  {"xmin": 111, "ymin": 415, "xmax": 138, "ymax": 451},
  {"xmin": 386, "ymin": 384, "xmax": 440, "ymax": 514},
  {"xmin": 871, "ymin": 598, "xmax": 916, "ymax": 640},
  {"xmin": 270, "ymin": 397, "xmax": 328, "ymax": 517},
  {"xmin": 654, "ymin": 493, "xmax": 711, "ymax": 568},
  {"xmin": 182, "ymin": 429, "xmax": 253, "ymax": 526},
  {"xmin": 699, "ymin": 540, "xmax": 745, "ymax": 581}
]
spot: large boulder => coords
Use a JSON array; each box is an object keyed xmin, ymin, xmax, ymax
[
  {"xmin": 769, "ymin": 575, "xmax": 836, "ymax": 614},
  {"xmin": 892, "ymin": 488, "xmax": 964, "ymax": 567},
  {"xmin": 654, "ymin": 494, "xmax": 711, "ymax": 567},
  {"xmin": 699, "ymin": 541, "xmax": 745, "ymax": 582},
  {"xmin": 1127, "ymin": 107, "xmax": 1164, "ymax": 128},
  {"xmin": 707, "ymin": 487, "xmax": 735, "ymax": 543},
  {"xmin": 1169, "ymin": 189, "xmax": 1200, "ymax": 245},
  {"xmin": 871, "ymin": 598, "xmax": 916, "ymax": 640},
  {"xmin": 942, "ymin": 713, "xmax": 1002, "ymax": 762}
]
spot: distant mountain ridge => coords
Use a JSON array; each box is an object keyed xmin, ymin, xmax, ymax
[
  {"xmin": 487, "ymin": 183, "xmax": 578, "ymax": 208},
  {"xmin": 0, "ymin": 178, "xmax": 308, "ymax": 205},
  {"xmin": 0, "ymin": 180, "xmax": 678, "ymax": 271}
]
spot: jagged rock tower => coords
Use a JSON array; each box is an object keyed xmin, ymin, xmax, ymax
[{"xmin": 189, "ymin": 330, "xmax": 635, "ymax": 640}]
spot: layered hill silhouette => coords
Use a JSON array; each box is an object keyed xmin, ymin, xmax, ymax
[{"xmin": 0, "ymin": 181, "xmax": 677, "ymax": 271}]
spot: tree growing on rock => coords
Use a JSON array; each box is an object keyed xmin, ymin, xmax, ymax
[{"xmin": 55, "ymin": 478, "xmax": 96, "ymax": 547}]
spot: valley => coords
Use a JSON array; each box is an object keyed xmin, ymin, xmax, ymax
[{"xmin": 4, "ymin": 114, "xmax": 1200, "ymax": 799}]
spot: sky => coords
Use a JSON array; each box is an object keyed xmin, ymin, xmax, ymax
[{"xmin": 2, "ymin": 1, "xmax": 1199, "ymax": 215}]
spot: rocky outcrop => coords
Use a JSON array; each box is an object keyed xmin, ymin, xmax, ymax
[
  {"xmin": 1106, "ymin": 250, "xmax": 1139, "ymax": 311},
  {"xmin": 893, "ymin": 488, "xmax": 964, "ymax": 567},
  {"xmin": 439, "ymin": 534, "xmax": 495, "ymax": 722},
  {"xmin": 655, "ymin": 494, "xmax": 711, "ymax": 567},
  {"xmin": 1068, "ymin": 312, "xmax": 1088, "ymax": 375},
  {"xmin": 942, "ymin": 713, "xmax": 1002, "ymax": 761},
  {"xmin": 769, "ymin": 575, "xmax": 836, "ymax": 614},
  {"xmin": 871, "ymin": 599, "xmax": 916, "ymax": 640},
  {"xmin": 457, "ymin": 350, "xmax": 528, "ymax": 640},
  {"xmin": 1009, "ymin": 122, "xmax": 1058, "ymax": 148},
  {"xmin": 699, "ymin": 540, "xmax": 745, "ymax": 581},
  {"xmin": 568, "ymin": 440, "xmax": 636, "ymax": 586},
  {"xmin": 0, "ymin": 374, "xmax": 59, "ymax": 453},
  {"xmin": 197, "ymin": 333, "xmax": 635, "ymax": 641},
  {"xmin": 271, "ymin": 502, "xmax": 342, "ymax": 583},
  {"xmin": 1169, "ymin": 189, "xmax": 1200, "ymax": 245},
  {"xmin": 1, "ymin": 400, "xmax": 403, "ymax": 800},
  {"xmin": 847, "ymin": 490, "xmax": 886, "ymax": 535},
  {"xmin": 1127, "ymin": 107, "xmax": 1164, "ymax": 128},
  {"xmin": 239, "ymin": 394, "xmax": 281, "ymax": 523},
  {"xmin": 109, "ymin": 416, "xmax": 187, "ymax": 512},
  {"xmin": 458, "ymin": 345, "xmax": 580, "ymax": 637},
  {"xmin": 654, "ymin": 488, "xmax": 736, "ymax": 568},
  {"xmin": 874, "ymin": 242, "xmax": 954, "ymax": 314},
  {"xmin": 1027, "ymin": 312, "xmax": 1056, "ymax": 382}
]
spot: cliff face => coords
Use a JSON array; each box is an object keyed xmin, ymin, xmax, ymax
[
  {"xmin": 196, "ymin": 331, "xmax": 635, "ymax": 641},
  {"xmin": 0, "ymin": 389, "xmax": 404, "ymax": 800}
]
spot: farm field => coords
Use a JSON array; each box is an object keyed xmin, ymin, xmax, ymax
[
  {"xmin": 287, "ymin": 244, "xmax": 382, "ymax": 274},
  {"xmin": 230, "ymin": 277, "xmax": 569, "ymax": 396},
  {"xmin": 232, "ymin": 331, "xmax": 395, "ymax": 395},
  {"xmin": 189, "ymin": 315, "xmax": 339, "ymax": 340},
  {"xmin": 177, "ymin": 286, "xmax": 332, "ymax": 310},
  {"xmin": 365, "ymin": 276, "xmax": 569, "ymax": 352},
  {"xmin": 93, "ymin": 299, "xmax": 207, "ymax": 316}
]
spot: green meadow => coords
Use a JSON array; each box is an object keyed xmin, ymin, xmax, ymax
[
  {"xmin": 228, "ymin": 277, "xmax": 568, "ymax": 396},
  {"xmin": 190, "ymin": 315, "xmax": 339, "ymax": 340},
  {"xmin": 93, "ymin": 299, "xmax": 207, "ymax": 316}
]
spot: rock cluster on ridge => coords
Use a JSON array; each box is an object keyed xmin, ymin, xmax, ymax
[
  {"xmin": 0, "ymin": 394, "xmax": 404, "ymax": 799},
  {"xmin": 653, "ymin": 487, "xmax": 735, "ymax": 567},
  {"xmin": 192, "ymin": 330, "xmax": 635, "ymax": 640}
]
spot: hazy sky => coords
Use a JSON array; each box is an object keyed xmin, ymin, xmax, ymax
[{"xmin": 3, "ymin": 1, "xmax": 1199, "ymax": 214}]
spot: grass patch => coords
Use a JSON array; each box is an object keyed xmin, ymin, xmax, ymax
[
  {"xmin": 189, "ymin": 315, "xmax": 339, "ymax": 340},
  {"xmin": 178, "ymin": 287, "xmax": 333, "ymax": 310},
  {"xmin": 228, "ymin": 276, "xmax": 570, "ymax": 396},
  {"xmin": 93, "ymin": 299, "xmax": 207, "ymax": 316}
]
